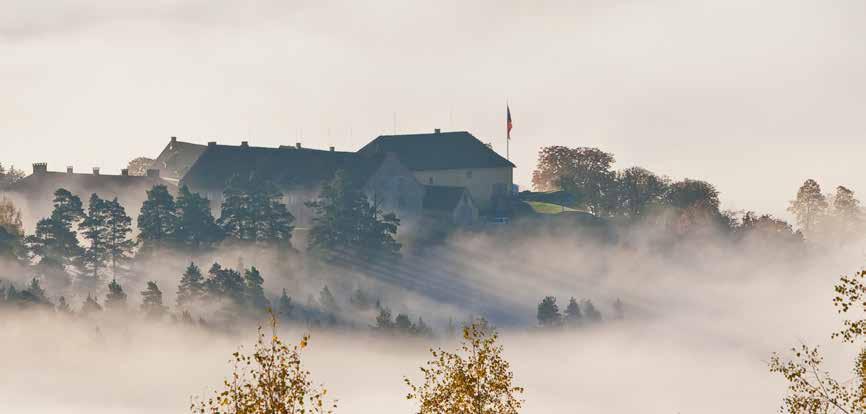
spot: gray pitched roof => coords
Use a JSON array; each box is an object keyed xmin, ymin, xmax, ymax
[
  {"xmin": 358, "ymin": 131, "xmax": 515, "ymax": 171},
  {"xmin": 150, "ymin": 138, "xmax": 207, "ymax": 180},
  {"xmin": 423, "ymin": 185, "xmax": 470, "ymax": 211},
  {"xmin": 180, "ymin": 144, "xmax": 387, "ymax": 191}
]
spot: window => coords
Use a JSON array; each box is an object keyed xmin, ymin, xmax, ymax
[{"xmin": 428, "ymin": 177, "xmax": 434, "ymax": 185}]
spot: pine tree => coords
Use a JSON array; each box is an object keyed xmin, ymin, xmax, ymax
[
  {"xmin": 243, "ymin": 266, "xmax": 269, "ymax": 312},
  {"xmin": 80, "ymin": 293, "xmax": 103, "ymax": 315},
  {"xmin": 204, "ymin": 263, "xmax": 245, "ymax": 305},
  {"xmin": 25, "ymin": 189, "xmax": 85, "ymax": 278},
  {"xmin": 413, "ymin": 317, "xmax": 433, "ymax": 337},
  {"xmin": 350, "ymin": 288, "xmax": 373, "ymax": 310},
  {"xmin": 375, "ymin": 307, "xmax": 394, "ymax": 331},
  {"xmin": 395, "ymin": 313, "xmax": 413, "ymax": 333},
  {"xmin": 141, "ymin": 281, "xmax": 167, "ymax": 318},
  {"xmin": 276, "ymin": 289, "xmax": 293, "ymax": 320},
  {"xmin": 537, "ymin": 296, "xmax": 562, "ymax": 327},
  {"xmin": 175, "ymin": 186, "xmax": 223, "ymax": 250},
  {"xmin": 564, "ymin": 297, "xmax": 582, "ymax": 326},
  {"xmin": 219, "ymin": 174, "xmax": 294, "ymax": 245},
  {"xmin": 137, "ymin": 185, "xmax": 178, "ymax": 250},
  {"xmin": 306, "ymin": 170, "xmax": 400, "ymax": 262},
  {"xmin": 581, "ymin": 299, "xmax": 603, "ymax": 323},
  {"xmin": 176, "ymin": 262, "xmax": 205, "ymax": 308},
  {"xmin": 104, "ymin": 278, "xmax": 127, "ymax": 310},
  {"xmin": 104, "ymin": 198, "xmax": 134, "ymax": 278},
  {"xmin": 80, "ymin": 194, "xmax": 111, "ymax": 279},
  {"xmin": 26, "ymin": 278, "xmax": 49, "ymax": 305},
  {"xmin": 318, "ymin": 285, "xmax": 339, "ymax": 313}
]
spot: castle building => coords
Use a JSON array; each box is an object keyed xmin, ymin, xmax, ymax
[
  {"xmin": 2, "ymin": 163, "xmax": 172, "ymax": 225},
  {"xmin": 178, "ymin": 142, "xmax": 426, "ymax": 226},
  {"xmin": 358, "ymin": 130, "xmax": 515, "ymax": 213}
]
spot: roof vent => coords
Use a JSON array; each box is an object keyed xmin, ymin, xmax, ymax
[
  {"xmin": 207, "ymin": 141, "xmax": 216, "ymax": 147},
  {"xmin": 93, "ymin": 167, "xmax": 100, "ymax": 176},
  {"xmin": 66, "ymin": 166, "xmax": 73, "ymax": 174},
  {"xmin": 329, "ymin": 146, "xmax": 335, "ymax": 152},
  {"xmin": 170, "ymin": 136, "xmax": 177, "ymax": 143},
  {"xmin": 33, "ymin": 163, "xmax": 48, "ymax": 174},
  {"xmin": 296, "ymin": 142, "xmax": 302, "ymax": 149},
  {"xmin": 241, "ymin": 141, "xmax": 249, "ymax": 147},
  {"xmin": 121, "ymin": 168, "xmax": 129, "ymax": 176},
  {"xmin": 434, "ymin": 128, "xmax": 441, "ymax": 134}
]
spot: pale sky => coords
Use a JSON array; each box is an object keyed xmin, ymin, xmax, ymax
[{"xmin": 2, "ymin": 0, "xmax": 864, "ymax": 219}]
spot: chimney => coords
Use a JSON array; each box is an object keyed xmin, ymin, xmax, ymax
[
  {"xmin": 92, "ymin": 167, "xmax": 100, "ymax": 176},
  {"xmin": 434, "ymin": 128, "xmax": 441, "ymax": 134},
  {"xmin": 32, "ymin": 163, "xmax": 48, "ymax": 175},
  {"xmin": 146, "ymin": 169, "xmax": 160, "ymax": 178},
  {"xmin": 208, "ymin": 141, "xmax": 217, "ymax": 147},
  {"xmin": 241, "ymin": 141, "xmax": 249, "ymax": 148},
  {"xmin": 329, "ymin": 146, "xmax": 335, "ymax": 152},
  {"xmin": 121, "ymin": 169, "xmax": 129, "ymax": 176},
  {"xmin": 295, "ymin": 142, "xmax": 302, "ymax": 149},
  {"xmin": 170, "ymin": 136, "xmax": 177, "ymax": 143},
  {"xmin": 66, "ymin": 166, "xmax": 73, "ymax": 174}
]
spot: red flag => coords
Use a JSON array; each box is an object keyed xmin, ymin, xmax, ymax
[{"xmin": 507, "ymin": 104, "xmax": 513, "ymax": 140}]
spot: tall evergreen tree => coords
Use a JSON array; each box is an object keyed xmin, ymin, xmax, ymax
[
  {"xmin": 318, "ymin": 285, "xmax": 339, "ymax": 313},
  {"xmin": 25, "ymin": 277, "xmax": 50, "ymax": 307},
  {"xmin": 243, "ymin": 266, "xmax": 269, "ymax": 312},
  {"xmin": 137, "ymin": 185, "xmax": 178, "ymax": 250},
  {"xmin": 104, "ymin": 198, "xmax": 134, "ymax": 278},
  {"xmin": 564, "ymin": 297, "xmax": 582, "ymax": 326},
  {"xmin": 537, "ymin": 296, "xmax": 562, "ymax": 327},
  {"xmin": 306, "ymin": 170, "xmax": 400, "ymax": 262},
  {"xmin": 176, "ymin": 262, "xmax": 205, "ymax": 308},
  {"xmin": 276, "ymin": 289, "xmax": 293, "ymax": 320},
  {"xmin": 80, "ymin": 194, "xmax": 111, "ymax": 279},
  {"xmin": 581, "ymin": 299, "xmax": 603, "ymax": 323},
  {"xmin": 219, "ymin": 174, "xmax": 295, "ymax": 245},
  {"xmin": 104, "ymin": 278, "xmax": 128, "ymax": 311},
  {"xmin": 175, "ymin": 186, "xmax": 223, "ymax": 250},
  {"xmin": 141, "ymin": 281, "xmax": 167, "ymax": 318},
  {"xmin": 204, "ymin": 263, "xmax": 245, "ymax": 305},
  {"xmin": 26, "ymin": 189, "xmax": 85, "ymax": 278}
]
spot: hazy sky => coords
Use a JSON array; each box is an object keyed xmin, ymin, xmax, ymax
[{"xmin": 2, "ymin": 0, "xmax": 864, "ymax": 218}]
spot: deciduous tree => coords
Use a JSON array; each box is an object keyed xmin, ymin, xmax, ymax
[
  {"xmin": 405, "ymin": 319, "xmax": 523, "ymax": 414},
  {"xmin": 788, "ymin": 179, "xmax": 828, "ymax": 238},
  {"xmin": 191, "ymin": 314, "xmax": 335, "ymax": 414}
]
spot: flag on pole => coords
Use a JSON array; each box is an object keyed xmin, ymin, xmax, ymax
[{"xmin": 506, "ymin": 104, "xmax": 513, "ymax": 140}]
